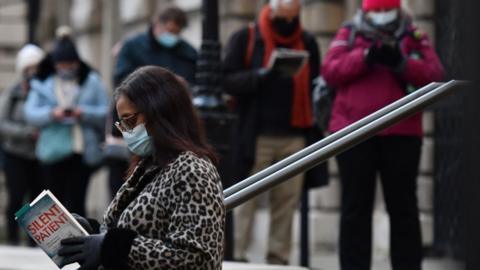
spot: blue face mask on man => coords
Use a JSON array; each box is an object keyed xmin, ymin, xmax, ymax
[
  {"xmin": 157, "ymin": 32, "xmax": 180, "ymax": 48},
  {"xmin": 121, "ymin": 123, "xmax": 153, "ymax": 156}
]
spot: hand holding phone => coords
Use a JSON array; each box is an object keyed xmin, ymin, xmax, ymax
[{"xmin": 64, "ymin": 108, "xmax": 73, "ymax": 116}]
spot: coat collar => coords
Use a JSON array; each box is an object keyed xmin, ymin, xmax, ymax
[
  {"xmin": 101, "ymin": 152, "xmax": 196, "ymax": 229},
  {"xmin": 102, "ymin": 157, "xmax": 161, "ymax": 229}
]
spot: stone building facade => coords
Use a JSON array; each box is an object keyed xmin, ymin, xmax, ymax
[{"xmin": 0, "ymin": 0, "xmax": 439, "ymax": 263}]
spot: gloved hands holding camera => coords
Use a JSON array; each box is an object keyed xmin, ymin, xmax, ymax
[{"xmin": 366, "ymin": 42, "xmax": 405, "ymax": 69}]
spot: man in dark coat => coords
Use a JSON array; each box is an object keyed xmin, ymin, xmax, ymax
[
  {"xmin": 222, "ymin": 0, "xmax": 322, "ymax": 265},
  {"xmin": 107, "ymin": 6, "xmax": 197, "ymax": 198},
  {"xmin": 114, "ymin": 6, "xmax": 197, "ymax": 86}
]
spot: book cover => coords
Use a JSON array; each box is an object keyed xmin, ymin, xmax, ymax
[
  {"xmin": 267, "ymin": 48, "xmax": 310, "ymax": 76},
  {"xmin": 15, "ymin": 190, "xmax": 89, "ymax": 267}
]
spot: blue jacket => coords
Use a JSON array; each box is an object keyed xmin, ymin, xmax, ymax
[{"xmin": 24, "ymin": 70, "xmax": 109, "ymax": 166}]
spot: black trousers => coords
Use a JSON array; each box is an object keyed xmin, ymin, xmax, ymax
[
  {"xmin": 337, "ymin": 136, "xmax": 422, "ymax": 270},
  {"xmin": 4, "ymin": 152, "xmax": 43, "ymax": 245},
  {"xmin": 43, "ymin": 154, "xmax": 92, "ymax": 217}
]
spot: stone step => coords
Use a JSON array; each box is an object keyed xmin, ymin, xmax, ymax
[
  {"xmin": 220, "ymin": 0, "xmax": 258, "ymax": 17},
  {"xmin": 0, "ymin": 23, "xmax": 27, "ymax": 48},
  {"xmin": 0, "ymin": 50, "xmax": 17, "ymax": 71},
  {"xmin": 0, "ymin": 245, "xmax": 462, "ymax": 270},
  {"xmin": 241, "ymin": 208, "xmax": 433, "ymax": 264},
  {"xmin": 0, "ymin": 70, "xmax": 17, "ymax": 90},
  {"xmin": 0, "ymin": 2, "xmax": 26, "ymax": 18},
  {"xmin": 302, "ymin": 1, "xmax": 345, "ymax": 34},
  {"xmin": 0, "ymin": 0, "xmax": 27, "ymax": 49}
]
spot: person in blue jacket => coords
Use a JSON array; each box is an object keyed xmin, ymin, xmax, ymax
[{"xmin": 24, "ymin": 30, "xmax": 109, "ymax": 217}]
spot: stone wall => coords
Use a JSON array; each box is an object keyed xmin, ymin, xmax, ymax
[
  {"xmin": 0, "ymin": 1, "xmax": 27, "ymax": 90},
  {"xmin": 0, "ymin": 0, "xmax": 28, "ymax": 240}
]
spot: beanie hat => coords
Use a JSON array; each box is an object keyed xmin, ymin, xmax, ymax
[
  {"xmin": 51, "ymin": 37, "xmax": 80, "ymax": 63},
  {"xmin": 362, "ymin": 0, "xmax": 401, "ymax": 11},
  {"xmin": 16, "ymin": 44, "xmax": 45, "ymax": 73}
]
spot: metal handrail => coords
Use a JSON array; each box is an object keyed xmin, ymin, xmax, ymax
[
  {"xmin": 225, "ymin": 80, "xmax": 467, "ymax": 211},
  {"xmin": 223, "ymin": 82, "xmax": 442, "ymax": 198}
]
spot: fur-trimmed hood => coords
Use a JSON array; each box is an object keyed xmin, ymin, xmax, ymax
[{"xmin": 34, "ymin": 53, "xmax": 96, "ymax": 86}]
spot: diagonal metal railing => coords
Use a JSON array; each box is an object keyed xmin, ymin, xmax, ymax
[
  {"xmin": 224, "ymin": 81, "xmax": 441, "ymax": 198},
  {"xmin": 224, "ymin": 80, "xmax": 467, "ymax": 211}
]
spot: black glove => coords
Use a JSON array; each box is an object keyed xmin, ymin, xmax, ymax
[
  {"xmin": 72, "ymin": 213, "xmax": 101, "ymax": 234},
  {"xmin": 365, "ymin": 43, "xmax": 382, "ymax": 65},
  {"xmin": 58, "ymin": 234, "xmax": 105, "ymax": 270},
  {"xmin": 376, "ymin": 43, "xmax": 404, "ymax": 68},
  {"xmin": 72, "ymin": 213, "xmax": 94, "ymax": 234},
  {"xmin": 257, "ymin": 68, "xmax": 284, "ymax": 85}
]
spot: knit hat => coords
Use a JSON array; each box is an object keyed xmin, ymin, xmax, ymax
[
  {"xmin": 362, "ymin": 0, "xmax": 400, "ymax": 11},
  {"xmin": 16, "ymin": 44, "xmax": 45, "ymax": 73},
  {"xmin": 51, "ymin": 36, "xmax": 80, "ymax": 63}
]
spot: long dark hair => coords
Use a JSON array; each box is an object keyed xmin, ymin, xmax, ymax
[{"xmin": 114, "ymin": 66, "xmax": 217, "ymax": 172}]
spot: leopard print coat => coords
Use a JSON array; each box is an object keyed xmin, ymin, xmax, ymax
[{"xmin": 102, "ymin": 151, "xmax": 225, "ymax": 270}]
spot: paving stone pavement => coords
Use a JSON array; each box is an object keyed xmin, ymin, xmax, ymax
[{"xmin": 0, "ymin": 245, "xmax": 463, "ymax": 270}]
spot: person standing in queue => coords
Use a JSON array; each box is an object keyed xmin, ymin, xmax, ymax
[
  {"xmin": 24, "ymin": 28, "xmax": 109, "ymax": 217},
  {"xmin": 0, "ymin": 44, "xmax": 45, "ymax": 246},
  {"xmin": 223, "ymin": 0, "xmax": 321, "ymax": 265},
  {"xmin": 322, "ymin": 0, "xmax": 444, "ymax": 269}
]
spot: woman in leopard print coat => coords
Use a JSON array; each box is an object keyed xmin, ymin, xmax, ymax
[{"xmin": 58, "ymin": 66, "xmax": 225, "ymax": 270}]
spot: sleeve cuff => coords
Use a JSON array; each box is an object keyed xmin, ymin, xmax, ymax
[
  {"xmin": 86, "ymin": 218, "xmax": 101, "ymax": 234},
  {"xmin": 100, "ymin": 228, "xmax": 138, "ymax": 270}
]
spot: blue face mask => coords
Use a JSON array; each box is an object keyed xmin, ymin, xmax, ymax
[
  {"xmin": 157, "ymin": 32, "xmax": 180, "ymax": 48},
  {"xmin": 57, "ymin": 68, "xmax": 78, "ymax": 80},
  {"xmin": 121, "ymin": 123, "xmax": 153, "ymax": 156}
]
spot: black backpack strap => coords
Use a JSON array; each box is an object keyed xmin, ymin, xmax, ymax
[{"xmin": 244, "ymin": 23, "xmax": 256, "ymax": 68}]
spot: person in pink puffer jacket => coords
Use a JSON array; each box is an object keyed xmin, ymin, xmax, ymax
[{"xmin": 321, "ymin": 0, "xmax": 444, "ymax": 269}]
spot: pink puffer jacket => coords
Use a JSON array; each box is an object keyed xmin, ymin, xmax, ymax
[{"xmin": 322, "ymin": 25, "xmax": 444, "ymax": 137}]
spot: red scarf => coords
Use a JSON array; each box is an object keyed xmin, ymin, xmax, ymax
[{"xmin": 258, "ymin": 5, "xmax": 313, "ymax": 128}]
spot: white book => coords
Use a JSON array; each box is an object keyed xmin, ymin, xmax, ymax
[
  {"xmin": 267, "ymin": 48, "xmax": 310, "ymax": 76},
  {"xmin": 15, "ymin": 190, "xmax": 89, "ymax": 267}
]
